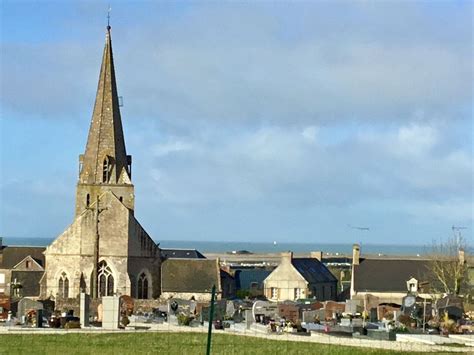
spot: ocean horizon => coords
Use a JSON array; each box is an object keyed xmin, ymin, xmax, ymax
[{"xmin": 3, "ymin": 237, "xmax": 470, "ymax": 256}]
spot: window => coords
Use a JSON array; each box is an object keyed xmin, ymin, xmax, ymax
[
  {"xmin": 250, "ymin": 282, "xmax": 258, "ymax": 289},
  {"xmin": 137, "ymin": 272, "xmax": 149, "ymax": 299},
  {"xmin": 270, "ymin": 287, "xmax": 278, "ymax": 299},
  {"xmin": 409, "ymin": 283, "xmax": 417, "ymax": 292},
  {"xmin": 58, "ymin": 272, "xmax": 69, "ymax": 298},
  {"xmin": 98, "ymin": 260, "xmax": 114, "ymax": 297},
  {"xmin": 102, "ymin": 158, "xmax": 110, "ymax": 183},
  {"xmin": 294, "ymin": 288, "xmax": 302, "ymax": 300},
  {"xmin": 86, "ymin": 194, "xmax": 90, "ymax": 207},
  {"xmin": 26, "ymin": 260, "xmax": 31, "ymax": 269}
]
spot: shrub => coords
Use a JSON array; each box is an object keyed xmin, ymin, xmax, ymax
[{"xmin": 177, "ymin": 314, "xmax": 192, "ymax": 326}]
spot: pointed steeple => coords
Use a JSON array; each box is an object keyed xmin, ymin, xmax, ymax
[{"xmin": 79, "ymin": 26, "xmax": 131, "ymax": 185}]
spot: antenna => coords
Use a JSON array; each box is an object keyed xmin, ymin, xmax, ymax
[{"xmin": 348, "ymin": 224, "xmax": 370, "ymax": 231}]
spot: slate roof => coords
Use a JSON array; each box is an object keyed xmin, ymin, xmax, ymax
[
  {"xmin": 11, "ymin": 271, "xmax": 44, "ymax": 297},
  {"xmin": 234, "ymin": 269, "xmax": 273, "ymax": 290},
  {"xmin": 292, "ymin": 258, "xmax": 337, "ymax": 284},
  {"xmin": 161, "ymin": 248, "xmax": 206, "ymax": 259},
  {"xmin": 161, "ymin": 259, "xmax": 219, "ymax": 293},
  {"xmin": 353, "ymin": 258, "xmax": 431, "ymax": 292},
  {"xmin": 0, "ymin": 246, "xmax": 46, "ymax": 269}
]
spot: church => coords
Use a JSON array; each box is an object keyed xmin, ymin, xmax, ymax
[{"xmin": 42, "ymin": 25, "xmax": 161, "ymax": 300}]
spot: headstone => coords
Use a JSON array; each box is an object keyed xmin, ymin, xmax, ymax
[
  {"xmin": 226, "ymin": 301, "xmax": 235, "ymax": 318},
  {"xmin": 245, "ymin": 310, "xmax": 253, "ymax": 329},
  {"xmin": 80, "ymin": 293, "xmax": 90, "ymax": 327},
  {"xmin": 36, "ymin": 309, "xmax": 43, "ymax": 328},
  {"xmin": 252, "ymin": 301, "xmax": 278, "ymax": 322},
  {"xmin": 97, "ymin": 303, "xmax": 103, "ymax": 322},
  {"xmin": 168, "ymin": 314, "xmax": 179, "ymax": 326},
  {"xmin": 302, "ymin": 310, "xmax": 319, "ymax": 323},
  {"xmin": 102, "ymin": 296, "xmax": 120, "ymax": 329},
  {"xmin": 17, "ymin": 298, "xmax": 43, "ymax": 318},
  {"xmin": 345, "ymin": 299, "xmax": 362, "ymax": 314}
]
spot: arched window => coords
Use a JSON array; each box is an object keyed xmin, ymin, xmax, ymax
[
  {"xmin": 98, "ymin": 260, "xmax": 114, "ymax": 297},
  {"xmin": 86, "ymin": 194, "xmax": 90, "ymax": 207},
  {"xmin": 58, "ymin": 272, "xmax": 69, "ymax": 298},
  {"xmin": 137, "ymin": 272, "xmax": 149, "ymax": 299},
  {"xmin": 119, "ymin": 196, "xmax": 123, "ymax": 203},
  {"xmin": 102, "ymin": 158, "xmax": 110, "ymax": 183}
]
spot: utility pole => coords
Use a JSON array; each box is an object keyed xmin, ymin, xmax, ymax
[{"xmin": 206, "ymin": 285, "xmax": 216, "ymax": 355}]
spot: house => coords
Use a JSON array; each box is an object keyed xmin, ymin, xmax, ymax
[
  {"xmin": 161, "ymin": 259, "xmax": 235, "ymax": 301},
  {"xmin": 263, "ymin": 252, "xmax": 337, "ymax": 302},
  {"xmin": 161, "ymin": 248, "xmax": 206, "ymax": 259},
  {"xmin": 350, "ymin": 244, "xmax": 434, "ymax": 305},
  {"xmin": 0, "ymin": 239, "xmax": 45, "ymax": 299}
]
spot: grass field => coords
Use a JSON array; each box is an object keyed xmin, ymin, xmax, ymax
[{"xmin": 0, "ymin": 332, "xmax": 441, "ymax": 355}]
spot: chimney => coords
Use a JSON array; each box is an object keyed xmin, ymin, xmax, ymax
[
  {"xmin": 352, "ymin": 244, "xmax": 360, "ymax": 265},
  {"xmin": 459, "ymin": 249, "xmax": 465, "ymax": 266},
  {"xmin": 310, "ymin": 251, "xmax": 323, "ymax": 261},
  {"xmin": 281, "ymin": 251, "xmax": 293, "ymax": 264}
]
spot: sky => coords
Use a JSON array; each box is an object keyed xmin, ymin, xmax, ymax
[{"xmin": 0, "ymin": 1, "xmax": 472, "ymax": 246}]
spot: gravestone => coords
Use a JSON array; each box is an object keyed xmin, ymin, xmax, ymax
[
  {"xmin": 97, "ymin": 303, "xmax": 103, "ymax": 322},
  {"xmin": 225, "ymin": 301, "xmax": 235, "ymax": 318},
  {"xmin": 252, "ymin": 301, "xmax": 278, "ymax": 322},
  {"xmin": 302, "ymin": 310, "xmax": 319, "ymax": 323},
  {"xmin": 245, "ymin": 310, "xmax": 253, "ymax": 329},
  {"xmin": 102, "ymin": 296, "xmax": 120, "ymax": 329},
  {"xmin": 80, "ymin": 293, "xmax": 90, "ymax": 327},
  {"xmin": 17, "ymin": 298, "xmax": 43, "ymax": 318}
]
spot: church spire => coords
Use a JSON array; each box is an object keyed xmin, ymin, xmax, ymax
[{"xmin": 79, "ymin": 26, "xmax": 131, "ymax": 185}]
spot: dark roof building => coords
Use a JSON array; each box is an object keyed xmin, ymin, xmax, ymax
[
  {"xmin": 161, "ymin": 259, "xmax": 234, "ymax": 301},
  {"xmin": 292, "ymin": 258, "xmax": 338, "ymax": 285},
  {"xmin": 353, "ymin": 259, "xmax": 430, "ymax": 293},
  {"xmin": 0, "ymin": 244, "xmax": 46, "ymax": 298},
  {"xmin": 234, "ymin": 268, "xmax": 273, "ymax": 291},
  {"xmin": 161, "ymin": 248, "xmax": 206, "ymax": 259},
  {"xmin": 0, "ymin": 246, "xmax": 46, "ymax": 269}
]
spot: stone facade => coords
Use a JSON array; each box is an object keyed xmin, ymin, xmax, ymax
[{"xmin": 43, "ymin": 26, "xmax": 161, "ymax": 302}]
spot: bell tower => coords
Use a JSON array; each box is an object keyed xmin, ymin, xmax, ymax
[{"xmin": 75, "ymin": 25, "xmax": 134, "ymax": 215}]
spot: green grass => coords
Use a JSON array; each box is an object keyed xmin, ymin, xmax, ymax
[{"xmin": 0, "ymin": 332, "xmax": 446, "ymax": 355}]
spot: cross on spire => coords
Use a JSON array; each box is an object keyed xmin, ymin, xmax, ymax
[{"xmin": 107, "ymin": 6, "xmax": 111, "ymax": 29}]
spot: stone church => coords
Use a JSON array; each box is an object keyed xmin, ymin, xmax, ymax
[{"xmin": 43, "ymin": 25, "xmax": 161, "ymax": 300}]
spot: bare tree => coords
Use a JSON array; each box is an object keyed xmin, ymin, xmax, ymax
[{"xmin": 428, "ymin": 234, "xmax": 469, "ymax": 296}]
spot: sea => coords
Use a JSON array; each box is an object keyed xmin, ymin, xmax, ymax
[{"xmin": 1, "ymin": 237, "xmax": 464, "ymax": 256}]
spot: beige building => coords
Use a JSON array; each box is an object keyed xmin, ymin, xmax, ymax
[
  {"xmin": 43, "ymin": 25, "xmax": 161, "ymax": 300},
  {"xmin": 263, "ymin": 252, "xmax": 337, "ymax": 302}
]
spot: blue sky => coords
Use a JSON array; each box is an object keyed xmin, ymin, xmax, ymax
[{"xmin": 0, "ymin": 1, "xmax": 472, "ymax": 245}]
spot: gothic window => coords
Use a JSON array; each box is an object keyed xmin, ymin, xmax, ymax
[
  {"xmin": 58, "ymin": 272, "xmax": 69, "ymax": 298},
  {"xmin": 102, "ymin": 158, "xmax": 110, "ymax": 183},
  {"xmin": 86, "ymin": 194, "xmax": 90, "ymax": 207},
  {"xmin": 137, "ymin": 272, "xmax": 149, "ymax": 299},
  {"xmin": 98, "ymin": 260, "xmax": 114, "ymax": 297}
]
